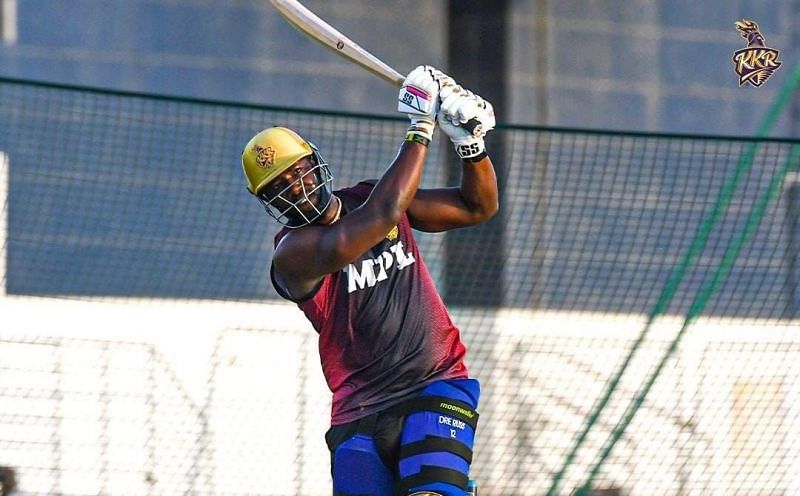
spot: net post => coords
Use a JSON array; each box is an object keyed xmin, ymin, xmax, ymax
[
  {"xmin": 0, "ymin": 151, "xmax": 6, "ymax": 297},
  {"xmin": 1, "ymin": 0, "xmax": 17, "ymax": 45}
]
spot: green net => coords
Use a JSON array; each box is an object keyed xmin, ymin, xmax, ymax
[{"xmin": 2, "ymin": 77, "xmax": 800, "ymax": 495}]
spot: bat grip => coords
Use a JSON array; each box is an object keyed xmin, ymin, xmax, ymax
[{"xmin": 463, "ymin": 118, "xmax": 483, "ymax": 138}]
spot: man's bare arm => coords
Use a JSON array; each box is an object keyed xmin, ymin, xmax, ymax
[
  {"xmin": 409, "ymin": 85, "xmax": 499, "ymax": 232},
  {"xmin": 407, "ymin": 155, "xmax": 499, "ymax": 232}
]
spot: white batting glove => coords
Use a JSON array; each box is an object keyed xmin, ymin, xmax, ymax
[
  {"xmin": 398, "ymin": 65, "xmax": 454, "ymax": 144},
  {"xmin": 438, "ymin": 90, "xmax": 496, "ymax": 161}
]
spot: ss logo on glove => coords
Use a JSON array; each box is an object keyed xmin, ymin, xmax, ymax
[{"xmin": 457, "ymin": 142, "xmax": 482, "ymax": 157}]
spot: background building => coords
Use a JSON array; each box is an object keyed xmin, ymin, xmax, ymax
[{"xmin": 0, "ymin": 0, "xmax": 796, "ymax": 136}]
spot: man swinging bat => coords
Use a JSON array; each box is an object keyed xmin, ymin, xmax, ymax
[{"xmin": 241, "ymin": 65, "xmax": 498, "ymax": 495}]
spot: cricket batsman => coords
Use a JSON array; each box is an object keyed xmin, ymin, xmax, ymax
[{"xmin": 241, "ymin": 65, "xmax": 498, "ymax": 495}]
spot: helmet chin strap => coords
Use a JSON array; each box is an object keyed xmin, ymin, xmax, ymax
[{"xmin": 329, "ymin": 195, "xmax": 342, "ymax": 224}]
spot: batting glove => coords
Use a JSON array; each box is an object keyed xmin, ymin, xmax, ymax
[
  {"xmin": 398, "ymin": 65, "xmax": 454, "ymax": 145},
  {"xmin": 438, "ymin": 90, "xmax": 496, "ymax": 161}
]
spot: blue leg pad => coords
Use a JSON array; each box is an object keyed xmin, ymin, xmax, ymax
[{"xmin": 333, "ymin": 434, "xmax": 394, "ymax": 496}]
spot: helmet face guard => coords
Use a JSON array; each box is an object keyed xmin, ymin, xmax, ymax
[{"xmin": 255, "ymin": 149, "xmax": 334, "ymax": 228}]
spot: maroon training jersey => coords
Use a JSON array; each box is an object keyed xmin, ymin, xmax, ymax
[{"xmin": 272, "ymin": 181, "xmax": 468, "ymax": 425}]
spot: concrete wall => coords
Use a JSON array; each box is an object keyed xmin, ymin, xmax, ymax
[
  {"xmin": 509, "ymin": 1, "xmax": 796, "ymax": 135},
  {"xmin": 2, "ymin": 299, "xmax": 799, "ymax": 494}
]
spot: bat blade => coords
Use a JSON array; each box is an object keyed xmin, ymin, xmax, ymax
[
  {"xmin": 269, "ymin": 0, "xmax": 483, "ymax": 138},
  {"xmin": 270, "ymin": 0, "xmax": 404, "ymax": 86}
]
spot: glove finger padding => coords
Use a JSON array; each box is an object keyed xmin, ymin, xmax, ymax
[
  {"xmin": 440, "ymin": 93, "xmax": 496, "ymax": 138},
  {"xmin": 474, "ymin": 99, "xmax": 496, "ymax": 135},
  {"xmin": 441, "ymin": 92, "xmax": 476, "ymax": 124},
  {"xmin": 428, "ymin": 67, "xmax": 456, "ymax": 89}
]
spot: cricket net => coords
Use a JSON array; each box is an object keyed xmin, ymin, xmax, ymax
[{"xmin": 1, "ymin": 77, "xmax": 800, "ymax": 495}]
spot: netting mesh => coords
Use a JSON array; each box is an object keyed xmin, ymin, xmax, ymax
[{"xmin": 2, "ymin": 78, "xmax": 800, "ymax": 495}]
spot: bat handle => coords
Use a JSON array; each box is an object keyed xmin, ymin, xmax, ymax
[{"xmin": 463, "ymin": 118, "xmax": 483, "ymax": 138}]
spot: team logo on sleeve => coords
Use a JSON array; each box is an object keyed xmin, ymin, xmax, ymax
[{"xmin": 732, "ymin": 19, "xmax": 781, "ymax": 87}]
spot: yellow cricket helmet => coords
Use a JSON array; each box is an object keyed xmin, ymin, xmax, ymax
[
  {"xmin": 241, "ymin": 126, "xmax": 335, "ymax": 228},
  {"xmin": 241, "ymin": 126, "xmax": 315, "ymax": 195}
]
